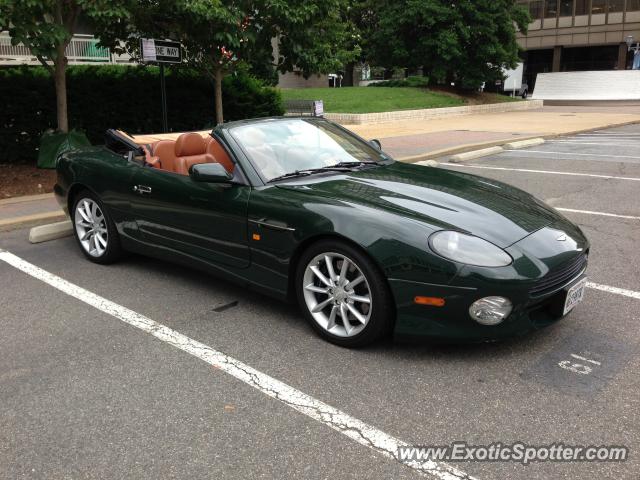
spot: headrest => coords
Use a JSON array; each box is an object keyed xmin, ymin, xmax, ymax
[
  {"xmin": 175, "ymin": 133, "xmax": 206, "ymax": 157},
  {"xmin": 153, "ymin": 139, "xmax": 176, "ymax": 157}
]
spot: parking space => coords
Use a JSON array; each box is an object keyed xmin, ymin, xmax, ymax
[{"xmin": 2, "ymin": 125, "xmax": 640, "ymax": 479}]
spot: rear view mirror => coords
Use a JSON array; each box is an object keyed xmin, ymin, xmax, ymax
[
  {"xmin": 369, "ymin": 139, "xmax": 382, "ymax": 150},
  {"xmin": 190, "ymin": 163, "xmax": 233, "ymax": 183}
]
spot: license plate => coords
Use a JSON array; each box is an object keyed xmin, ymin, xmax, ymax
[{"xmin": 563, "ymin": 277, "xmax": 587, "ymax": 315}]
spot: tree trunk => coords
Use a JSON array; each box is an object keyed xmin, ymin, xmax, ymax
[
  {"xmin": 54, "ymin": 45, "xmax": 69, "ymax": 133},
  {"xmin": 214, "ymin": 67, "xmax": 224, "ymax": 125},
  {"xmin": 343, "ymin": 62, "xmax": 355, "ymax": 87}
]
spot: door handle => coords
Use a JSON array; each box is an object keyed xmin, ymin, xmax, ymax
[{"xmin": 133, "ymin": 185, "xmax": 152, "ymax": 194}]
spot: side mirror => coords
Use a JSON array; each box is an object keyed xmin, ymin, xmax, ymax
[
  {"xmin": 369, "ymin": 139, "xmax": 382, "ymax": 150},
  {"xmin": 190, "ymin": 162, "xmax": 233, "ymax": 183}
]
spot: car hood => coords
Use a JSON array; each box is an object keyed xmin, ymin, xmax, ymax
[{"xmin": 276, "ymin": 162, "xmax": 577, "ymax": 248}]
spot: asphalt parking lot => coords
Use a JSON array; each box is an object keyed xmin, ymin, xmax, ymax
[{"xmin": 2, "ymin": 125, "xmax": 640, "ymax": 479}]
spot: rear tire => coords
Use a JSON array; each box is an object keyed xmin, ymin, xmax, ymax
[
  {"xmin": 72, "ymin": 190, "xmax": 122, "ymax": 264},
  {"xmin": 295, "ymin": 240, "xmax": 394, "ymax": 347}
]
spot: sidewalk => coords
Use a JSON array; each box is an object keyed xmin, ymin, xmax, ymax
[
  {"xmin": 0, "ymin": 194, "xmax": 66, "ymax": 231},
  {"xmin": 349, "ymin": 105, "xmax": 640, "ymax": 161}
]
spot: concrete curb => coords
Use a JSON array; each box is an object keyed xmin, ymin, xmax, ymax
[
  {"xmin": 415, "ymin": 160, "xmax": 439, "ymax": 167},
  {"xmin": 326, "ymin": 99, "xmax": 544, "ymax": 125},
  {"xmin": 397, "ymin": 136, "xmax": 542, "ymax": 163},
  {"xmin": 0, "ymin": 193, "xmax": 54, "ymax": 206},
  {"xmin": 450, "ymin": 146, "xmax": 503, "ymax": 163},
  {"xmin": 0, "ymin": 211, "xmax": 67, "ymax": 232},
  {"xmin": 503, "ymin": 137, "xmax": 545, "ymax": 149},
  {"xmin": 28, "ymin": 219, "xmax": 73, "ymax": 244}
]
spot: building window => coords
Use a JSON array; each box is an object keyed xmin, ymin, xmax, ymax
[
  {"xmin": 559, "ymin": 0, "xmax": 574, "ymax": 16},
  {"xmin": 575, "ymin": 0, "xmax": 589, "ymax": 15},
  {"xmin": 545, "ymin": 0, "xmax": 559, "ymax": 17},
  {"xmin": 561, "ymin": 45, "xmax": 620, "ymax": 71},
  {"xmin": 627, "ymin": 0, "xmax": 640, "ymax": 11},
  {"xmin": 530, "ymin": 0, "xmax": 545, "ymax": 19},
  {"xmin": 591, "ymin": 0, "xmax": 607, "ymax": 14},
  {"xmin": 608, "ymin": 0, "xmax": 624, "ymax": 12}
]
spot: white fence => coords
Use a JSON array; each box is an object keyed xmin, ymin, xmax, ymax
[{"xmin": 0, "ymin": 32, "xmax": 132, "ymax": 65}]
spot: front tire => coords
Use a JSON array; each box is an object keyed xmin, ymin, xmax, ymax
[
  {"xmin": 72, "ymin": 190, "xmax": 122, "ymax": 264},
  {"xmin": 295, "ymin": 240, "xmax": 394, "ymax": 347}
]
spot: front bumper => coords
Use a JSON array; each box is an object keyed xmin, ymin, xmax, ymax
[{"xmin": 389, "ymin": 272, "xmax": 585, "ymax": 342}]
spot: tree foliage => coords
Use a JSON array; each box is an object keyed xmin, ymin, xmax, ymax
[
  {"xmin": 362, "ymin": 0, "xmax": 530, "ymax": 88},
  {"xmin": 98, "ymin": 0, "xmax": 359, "ymax": 123}
]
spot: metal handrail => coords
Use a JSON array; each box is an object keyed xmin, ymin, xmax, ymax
[{"xmin": 0, "ymin": 32, "xmax": 132, "ymax": 65}]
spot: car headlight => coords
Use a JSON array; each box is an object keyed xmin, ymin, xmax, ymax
[{"xmin": 429, "ymin": 231, "xmax": 512, "ymax": 267}]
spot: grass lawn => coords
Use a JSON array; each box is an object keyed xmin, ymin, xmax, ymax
[{"xmin": 279, "ymin": 87, "xmax": 465, "ymax": 113}]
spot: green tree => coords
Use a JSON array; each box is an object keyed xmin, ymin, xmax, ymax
[
  {"xmin": 0, "ymin": 0, "xmax": 130, "ymax": 133},
  {"xmin": 364, "ymin": 0, "xmax": 529, "ymax": 88},
  {"xmin": 98, "ymin": 0, "xmax": 359, "ymax": 124}
]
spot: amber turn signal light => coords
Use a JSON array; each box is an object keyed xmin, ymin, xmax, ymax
[{"xmin": 414, "ymin": 296, "xmax": 445, "ymax": 307}]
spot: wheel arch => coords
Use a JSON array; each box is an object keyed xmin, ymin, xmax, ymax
[{"xmin": 67, "ymin": 183, "xmax": 99, "ymax": 216}]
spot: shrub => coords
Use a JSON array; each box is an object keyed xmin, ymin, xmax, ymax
[
  {"xmin": 0, "ymin": 65, "xmax": 284, "ymax": 163},
  {"xmin": 368, "ymin": 75, "xmax": 429, "ymax": 88}
]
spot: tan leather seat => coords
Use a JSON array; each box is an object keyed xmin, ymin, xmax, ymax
[
  {"xmin": 174, "ymin": 133, "xmax": 215, "ymax": 175},
  {"xmin": 152, "ymin": 140, "xmax": 178, "ymax": 172},
  {"xmin": 205, "ymin": 136, "xmax": 235, "ymax": 173}
]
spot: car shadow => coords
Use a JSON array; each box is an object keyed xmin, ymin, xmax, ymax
[
  {"xmin": 122, "ymin": 252, "xmax": 303, "ymax": 325},
  {"xmin": 120, "ymin": 252, "xmax": 562, "ymax": 363}
]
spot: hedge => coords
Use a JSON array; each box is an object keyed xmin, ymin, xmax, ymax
[{"xmin": 0, "ymin": 65, "xmax": 284, "ymax": 164}]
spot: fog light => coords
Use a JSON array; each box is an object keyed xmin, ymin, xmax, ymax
[{"xmin": 469, "ymin": 296, "xmax": 512, "ymax": 325}]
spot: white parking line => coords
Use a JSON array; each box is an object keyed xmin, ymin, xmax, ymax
[
  {"xmin": 553, "ymin": 137, "xmax": 640, "ymax": 140},
  {"xmin": 587, "ymin": 282, "xmax": 640, "ymax": 300},
  {"xmin": 570, "ymin": 353, "xmax": 601, "ymax": 366},
  {"xmin": 555, "ymin": 208, "xmax": 640, "ymax": 221},
  {"xmin": 504, "ymin": 150, "xmax": 640, "ymax": 160},
  {"xmin": 548, "ymin": 141, "xmax": 640, "ymax": 147},
  {"xmin": 442, "ymin": 163, "xmax": 640, "ymax": 181},
  {"xmin": 578, "ymin": 133, "xmax": 640, "ymax": 136},
  {"xmin": 565, "ymin": 134, "xmax": 640, "ymax": 137},
  {"xmin": 0, "ymin": 250, "xmax": 473, "ymax": 480}
]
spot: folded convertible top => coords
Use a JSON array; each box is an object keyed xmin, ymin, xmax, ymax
[{"xmin": 123, "ymin": 129, "xmax": 211, "ymax": 146}]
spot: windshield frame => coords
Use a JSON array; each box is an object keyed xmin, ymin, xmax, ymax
[{"xmin": 222, "ymin": 117, "xmax": 394, "ymax": 186}]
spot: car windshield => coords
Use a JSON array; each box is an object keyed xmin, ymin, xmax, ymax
[{"xmin": 229, "ymin": 119, "xmax": 389, "ymax": 182}]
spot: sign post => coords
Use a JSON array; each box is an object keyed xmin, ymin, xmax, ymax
[
  {"xmin": 159, "ymin": 64, "xmax": 168, "ymax": 132},
  {"xmin": 140, "ymin": 38, "xmax": 183, "ymax": 133}
]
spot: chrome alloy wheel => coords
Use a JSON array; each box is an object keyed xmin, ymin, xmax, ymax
[
  {"xmin": 74, "ymin": 198, "xmax": 108, "ymax": 257},
  {"xmin": 302, "ymin": 252, "xmax": 372, "ymax": 337}
]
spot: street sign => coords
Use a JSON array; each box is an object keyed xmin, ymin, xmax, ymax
[
  {"xmin": 139, "ymin": 38, "xmax": 183, "ymax": 133},
  {"xmin": 313, "ymin": 100, "xmax": 324, "ymax": 117},
  {"xmin": 140, "ymin": 38, "xmax": 182, "ymax": 64}
]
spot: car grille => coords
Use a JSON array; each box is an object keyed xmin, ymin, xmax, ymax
[{"xmin": 529, "ymin": 253, "xmax": 588, "ymax": 297}]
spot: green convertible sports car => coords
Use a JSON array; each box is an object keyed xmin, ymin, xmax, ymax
[{"xmin": 55, "ymin": 117, "xmax": 589, "ymax": 347}]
